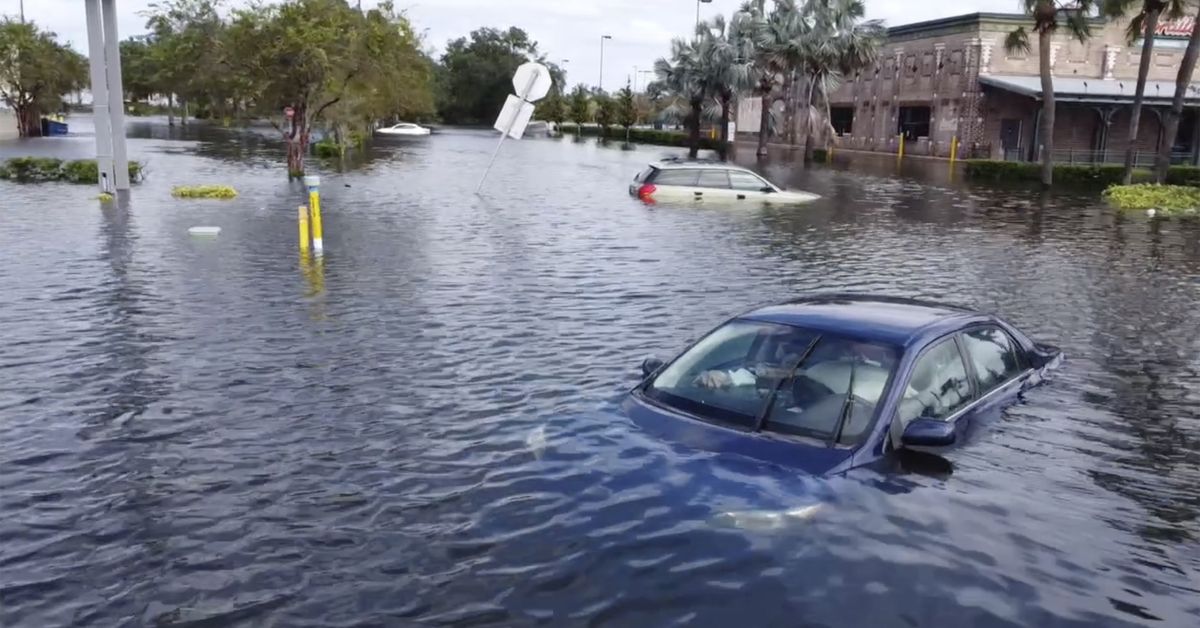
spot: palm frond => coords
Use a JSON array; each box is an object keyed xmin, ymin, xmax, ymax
[{"xmin": 1004, "ymin": 27, "xmax": 1031, "ymax": 55}]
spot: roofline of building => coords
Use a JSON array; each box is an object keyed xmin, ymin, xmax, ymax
[{"xmin": 888, "ymin": 12, "xmax": 1107, "ymax": 38}]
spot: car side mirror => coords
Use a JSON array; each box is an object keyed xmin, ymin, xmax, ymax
[
  {"xmin": 900, "ymin": 419, "xmax": 956, "ymax": 448},
  {"xmin": 760, "ymin": 186, "xmax": 775, "ymax": 193},
  {"xmin": 641, "ymin": 357, "xmax": 665, "ymax": 378}
]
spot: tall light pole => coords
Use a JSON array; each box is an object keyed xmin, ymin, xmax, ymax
[
  {"xmin": 599, "ymin": 35, "xmax": 612, "ymax": 92},
  {"xmin": 19, "ymin": 0, "xmax": 25, "ymax": 23},
  {"xmin": 696, "ymin": 0, "xmax": 713, "ymax": 27}
]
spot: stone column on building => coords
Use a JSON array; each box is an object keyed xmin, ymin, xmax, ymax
[
  {"xmin": 1050, "ymin": 43, "xmax": 1062, "ymax": 75},
  {"xmin": 934, "ymin": 43, "xmax": 946, "ymax": 155},
  {"xmin": 979, "ymin": 39, "xmax": 994, "ymax": 76},
  {"xmin": 1103, "ymin": 45, "xmax": 1121, "ymax": 80},
  {"xmin": 892, "ymin": 48, "xmax": 904, "ymax": 145},
  {"xmin": 957, "ymin": 39, "xmax": 987, "ymax": 158}
]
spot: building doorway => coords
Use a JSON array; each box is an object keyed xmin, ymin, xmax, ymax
[
  {"xmin": 897, "ymin": 106, "xmax": 931, "ymax": 139},
  {"xmin": 1000, "ymin": 119, "xmax": 1022, "ymax": 160},
  {"xmin": 830, "ymin": 106, "xmax": 854, "ymax": 136}
]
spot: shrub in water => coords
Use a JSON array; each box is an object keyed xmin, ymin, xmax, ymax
[
  {"xmin": 171, "ymin": 185, "xmax": 239, "ymax": 199},
  {"xmin": 0, "ymin": 157, "xmax": 144, "ymax": 184},
  {"xmin": 63, "ymin": 159, "xmax": 99, "ymax": 184},
  {"xmin": 1103, "ymin": 184, "xmax": 1200, "ymax": 217}
]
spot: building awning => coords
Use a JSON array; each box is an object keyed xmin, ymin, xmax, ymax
[{"xmin": 979, "ymin": 74, "xmax": 1200, "ymax": 105}]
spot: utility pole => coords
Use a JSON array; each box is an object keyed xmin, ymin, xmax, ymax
[
  {"xmin": 599, "ymin": 35, "xmax": 612, "ymax": 92},
  {"xmin": 19, "ymin": 0, "xmax": 25, "ymax": 23}
]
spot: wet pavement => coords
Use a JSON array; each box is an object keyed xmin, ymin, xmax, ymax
[{"xmin": 1, "ymin": 119, "xmax": 1198, "ymax": 627}]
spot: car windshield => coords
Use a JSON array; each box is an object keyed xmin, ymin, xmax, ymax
[{"xmin": 644, "ymin": 320, "xmax": 899, "ymax": 444}]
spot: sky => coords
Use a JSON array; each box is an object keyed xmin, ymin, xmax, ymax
[{"xmin": 1, "ymin": 0, "xmax": 1015, "ymax": 92}]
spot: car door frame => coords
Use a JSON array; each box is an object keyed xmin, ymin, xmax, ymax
[
  {"xmin": 878, "ymin": 330, "xmax": 978, "ymax": 456},
  {"xmin": 728, "ymin": 170, "xmax": 775, "ymax": 202},
  {"xmin": 649, "ymin": 168, "xmax": 702, "ymax": 201},
  {"xmin": 695, "ymin": 168, "xmax": 738, "ymax": 202},
  {"xmin": 951, "ymin": 323, "xmax": 1037, "ymax": 436}
]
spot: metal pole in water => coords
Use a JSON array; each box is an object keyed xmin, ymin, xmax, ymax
[
  {"xmin": 102, "ymin": 0, "xmax": 130, "ymax": 190},
  {"xmin": 305, "ymin": 176, "xmax": 324, "ymax": 255},
  {"xmin": 298, "ymin": 205, "xmax": 310, "ymax": 252},
  {"xmin": 84, "ymin": 0, "xmax": 115, "ymax": 192},
  {"xmin": 476, "ymin": 134, "xmax": 508, "ymax": 195}
]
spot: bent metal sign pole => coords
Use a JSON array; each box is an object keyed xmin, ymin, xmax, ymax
[{"xmin": 475, "ymin": 62, "xmax": 553, "ymax": 195}]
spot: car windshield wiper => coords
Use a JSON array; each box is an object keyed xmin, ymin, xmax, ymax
[
  {"xmin": 830, "ymin": 360, "xmax": 858, "ymax": 446},
  {"xmin": 753, "ymin": 336, "xmax": 821, "ymax": 432}
]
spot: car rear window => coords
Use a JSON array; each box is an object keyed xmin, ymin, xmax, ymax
[
  {"xmin": 698, "ymin": 169, "xmax": 731, "ymax": 189},
  {"xmin": 652, "ymin": 169, "xmax": 701, "ymax": 186},
  {"xmin": 635, "ymin": 166, "xmax": 658, "ymax": 183}
]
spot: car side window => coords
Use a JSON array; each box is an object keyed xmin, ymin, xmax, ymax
[
  {"xmin": 961, "ymin": 326, "xmax": 1025, "ymax": 395},
  {"xmin": 729, "ymin": 171, "xmax": 769, "ymax": 191},
  {"xmin": 898, "ymin": 338, "xmax": 973, "ymax": 424},
  {"xmin": 697, "ymin": 169, "xmax": 731, "ymax": 189},
  {"xmin": 653, "ymin": 169, "xmax": 701, "ymax": 186}
]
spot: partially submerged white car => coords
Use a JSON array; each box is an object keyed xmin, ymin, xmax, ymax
[
  {"xmin": 376, "ymin": 122, "xmax": 431, "ymax": 137},
  {"xmin": 630, "ymin": 159, "xmax": 819, "ymax": 205}
]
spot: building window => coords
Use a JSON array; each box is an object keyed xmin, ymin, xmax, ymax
[
  {"xmin": 830, "ymin": 107, "xmax": 854, "ymax": 135},
  {"xmin": 898, "ymin": 106, "xmax": 931, "ymax": 139}
]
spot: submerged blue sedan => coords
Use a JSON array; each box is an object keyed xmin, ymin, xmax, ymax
[{"xmin": 623, "ymin": 295, "xmax": 1062, "ymax": 475}]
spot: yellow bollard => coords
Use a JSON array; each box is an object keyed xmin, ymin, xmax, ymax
[
  {"xmin": 298, "ymin": 205, "xmax": 310, "ymax": 252},
  {"xmin": 897, "ymin": 134, "xmax": 905, "ymax": 162},
  {"xmin": 304, "ymin": 175, "xmax": 324, "ymax": 255},
  {"xmin": 949, "ymin": 135, "xmax": 959, "ymax": 165}
]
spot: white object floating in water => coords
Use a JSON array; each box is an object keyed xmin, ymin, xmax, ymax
[{"xmin": 188, "ymin": 226, "xmax": 221, "ymax": 236}]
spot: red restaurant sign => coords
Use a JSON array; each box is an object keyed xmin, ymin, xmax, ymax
[{"xmin": 1156, "ymin": 17, "xmax": 1196, "ymax": 38}]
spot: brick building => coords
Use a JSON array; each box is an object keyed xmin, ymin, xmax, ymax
[{"xmin": 738, "ymin": 12, "xmax": 1200, "ymax": 164}]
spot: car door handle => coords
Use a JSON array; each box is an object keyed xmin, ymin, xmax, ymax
[
  {"xmin": 737, "ymin": 194, "xmax": 746, "ymax": 200},
  {"xmin": 693, "ymin": 191, "xmax": 703, "ymax": 197}
]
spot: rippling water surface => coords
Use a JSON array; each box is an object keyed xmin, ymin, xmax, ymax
[{"xmin": 2, "ymin": 120, "xmax": 1199, "ymax": 627}]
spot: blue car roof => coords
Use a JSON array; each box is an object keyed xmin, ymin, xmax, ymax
[{"xmin": 740, "ymin": 294, "xmax": 984, "ymax": 347}]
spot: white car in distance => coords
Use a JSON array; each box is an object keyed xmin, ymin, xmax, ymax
[{"xmin": 630, "ymin": 159, "xmax": 819, "ymax": 205}]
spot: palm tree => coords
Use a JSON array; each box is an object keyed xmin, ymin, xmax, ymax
[
  {"xmin": 799, "ymin": 0, "xmax": 884, "ymax": 161},
  {"xmin": 1155, "ymin": 1, "xmax": 1200, "ymax": 182},
  {"xmin": 743, "ymin": 0, "xmax": 802, "ymax": 156},
  {"xmin": 700, "ymin": 13, "xmax": 755, "ymax": 158},
  {"xmin": 654, "ymin": 37, "xmax": 709, "ymax": 157},
  {"xmin": 1005, "ymin": 1, "xmax": 1099, "ymax": 188},
  {"xmin": 1104, "ymin": 1, "xmax": 1187, "ymax": 183}
]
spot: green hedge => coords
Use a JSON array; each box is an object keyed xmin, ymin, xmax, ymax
[
  {"xmin": 965, "ymin": 160, "xmax": 1200, "ymax": 187},
  {"xmin": 556, "ymin": 123, "xmax": 721, "ymax": 150},
  {"xmin": 0, "ymin": 157, "xmax": 143, "ymax": 184}
]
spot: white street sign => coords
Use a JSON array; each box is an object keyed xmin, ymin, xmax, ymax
[
  {"xmin": 493, "ymin": 94, "xmax": 536, "ymax": 139},
  {"xmin": 511, "ymin": 62, "xmax": 552, "ymax": 103}
]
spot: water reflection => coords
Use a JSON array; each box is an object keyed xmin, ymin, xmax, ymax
[{"xmin": 1, "ymin": 124, "xmax": 1198, "ymax": 627}]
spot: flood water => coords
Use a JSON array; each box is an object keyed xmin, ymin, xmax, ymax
[{"xmin": 2, "ymin": 119, "xmax": 1199, "ymax": 627}]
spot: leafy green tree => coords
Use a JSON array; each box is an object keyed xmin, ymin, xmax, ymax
[
  {"xmin": 436, "ymin": 27, "xmax": 542, "ymax": 124},
  {"xmin": 225, "ymin": 0, "xmax": 433, "ymax": 176},
  {"xmin": 537, "ymin": 88, "xmax": 566, "ymax": 135},
  {"xmin": 119, "ymin": 36, "xmax": 160, "ymax": 105},
  {"xmin": 1005, "ymin": 1, "xmax": 1099, "ymax": 187},
  {"xmin": 568, "ymin": 84, "xmax": 591, "ymax": 132},
  {"xmin": 595, "ymin": 92, "xmax": 615, "ymax": 136},
  {"xmin": 0, "ymin": 19, "xmax": 87, "ymax": 137},
  {"xmin": 616, "ymin": 81, "xmax": 637, "ymax": 141},
  {"xmin": 144, "ymin": 0, "xmax": 227, "ymax": 125}
]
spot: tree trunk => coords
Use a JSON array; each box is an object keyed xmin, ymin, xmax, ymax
[
  {"xmin": 803, "ymin": 75, "xmax": 819, "ymax": 163},
  {"xmin": 1123, "ymin": 7, "xmax": 1162, "ymax": 184},
  {"xmin": 15, "ymin": 105, "xmax": 42, "ymax": 137},
  {"xmin": 1039, "ymin": 29, "xmax": 1056, "ymax": 188},
  {"xmin": 782, "ymin": 72, "xmax": 796, "ymax": 146},
  {"xmin": 181, "ymin": 99, "xmax": 190, "ymax": 127},
  {"xmin": 688, "ymin": 97, "xmax": 702, "ymax": 158},
  {"xmin": 1156, "ymin": 4, "xmax": 1200, "ymax": 182},
  {"xmin": 286, "ymin": 108, "xmax": 310, "ymax": 177},
  {"xmin": 168, "ymin": 93, "xmax": 175, "ymax": 127},
  {"xmin": 718, "ymin": 93, "xmax": 731, "ymax": 161},
  {"xmin": 758, "ymin": 88, "xmax": 773, "ymax": 157}
]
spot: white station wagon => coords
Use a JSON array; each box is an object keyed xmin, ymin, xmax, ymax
[{"xmin": 630, "ymin": 159, "xmax": 819, "ymax": 205}]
